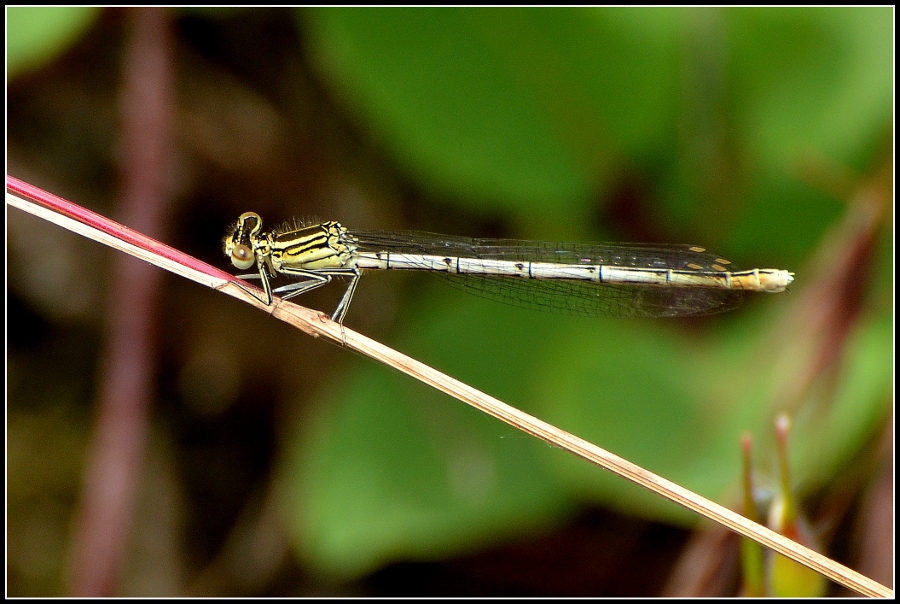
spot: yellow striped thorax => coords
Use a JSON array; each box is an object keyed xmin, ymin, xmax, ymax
[
  {"xmin": 270, "ymin": 219, "xmax": 357, "ymax": 271},
  {"xmin": 224, "ymin": 212, "xmax": 358, "ymax": 277}
]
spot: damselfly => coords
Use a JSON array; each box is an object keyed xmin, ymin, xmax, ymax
[{"xmin": 224, "ymin": 212, "xmax": 793, "ymax": 322}]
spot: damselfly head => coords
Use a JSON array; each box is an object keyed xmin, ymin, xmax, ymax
[{"xmin": 223, "ymin": 212, "xmax": 263, "ymax": 270}]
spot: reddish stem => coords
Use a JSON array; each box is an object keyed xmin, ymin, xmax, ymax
[{"xmin": 67, "ymin": 8, "xmax": 174, "ymax": 596}]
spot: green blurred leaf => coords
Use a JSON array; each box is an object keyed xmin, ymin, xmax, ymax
[
  {"xmin": 726, "ymin": 7, "xmax": 893, "ymax": 171},
  {"xmin": 6, "ymin": 7, "xmax": 100, "ymax": 80},
  {"xmin": 303, "ymin": 8, "xmax": 682, "ymax": 214},
  {"xmin": 281, "ymin": 289, "xmax": 573, "ymax": 578},
  {"xmin": 531, "ymin": 317, "xmax": 748, "ymax": 524}
]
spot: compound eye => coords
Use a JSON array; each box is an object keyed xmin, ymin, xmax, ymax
[{"xmin": 230, "ymin": 243, "xmax": 255, "ymax": 270}]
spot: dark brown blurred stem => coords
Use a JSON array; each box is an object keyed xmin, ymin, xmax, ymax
[{"xmin": 68, "ymin": 8, "xmax": 174, "ymax": 596}]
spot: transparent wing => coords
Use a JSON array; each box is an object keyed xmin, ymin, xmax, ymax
[{"xmin": 350, "ymin": 230, "xmax": 746, "ymax": 318}]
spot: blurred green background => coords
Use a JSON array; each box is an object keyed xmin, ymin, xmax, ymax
[{"xmin": 6, "ymin": 7, "xmax": 893, "ymax": 596}]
